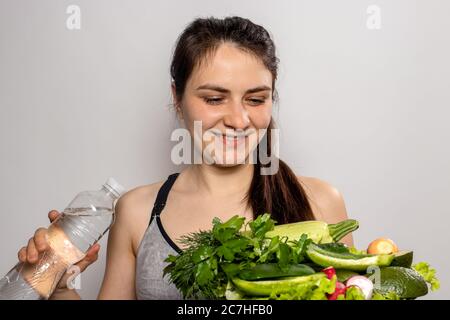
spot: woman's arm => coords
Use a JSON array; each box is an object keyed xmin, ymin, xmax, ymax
[
  {"xmin": 298, "ymin": 176, "xmax": 354, "ymax": 247},
  {"xmin": 96, "ymin": 192, "xmax": 140, "ymax": 299}
]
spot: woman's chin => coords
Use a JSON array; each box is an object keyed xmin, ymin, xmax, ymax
[
  {"xmin": 210, "ymin": 152, "xmax": 251, "ymax": 167},
  {"xmin": 213, "ymin": 162, "xmax": 241, "ymax": 168}
]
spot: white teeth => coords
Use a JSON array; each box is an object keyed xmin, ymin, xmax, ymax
[
  {"xmin": 222, "ymin": 135, "xmax": 244, "ymax": 145},
  {"xmin": 225, "ymin": 135, "xmax": 242, "ymax": 141},
  {"xmin": 211, "ymin": 132, "xmax": 249, "ymax": 143}
]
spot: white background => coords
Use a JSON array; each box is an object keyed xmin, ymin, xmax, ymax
[{"xmin": 0, "ymin": 0, "xmax": 448, "ymax": 299}]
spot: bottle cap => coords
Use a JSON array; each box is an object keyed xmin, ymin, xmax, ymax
[{"xmin": 104, "ymin": 177, "xmax": 126, "ymax": 198}]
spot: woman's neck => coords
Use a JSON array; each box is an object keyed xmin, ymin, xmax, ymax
[{"xmin": 186, "ymin": 163, "xmax": 254, "ymax": 198}]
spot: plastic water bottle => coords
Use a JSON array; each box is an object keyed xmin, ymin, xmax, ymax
[{"xmin": 0, "ymin": 178, "xmax": 125, "ymax": 300}]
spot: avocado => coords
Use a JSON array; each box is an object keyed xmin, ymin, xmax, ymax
[
  {"xmin": 390, "ymin": 251, "xmax": 413, "ymax": 268},
  {"xmin": 377, "ymin": 266, "xmax": 428, "ymax": 299}
]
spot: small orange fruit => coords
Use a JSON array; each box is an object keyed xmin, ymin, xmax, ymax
[{"xmin": 367, "ymin": 238, "xmax": 399, "ymax": 254}]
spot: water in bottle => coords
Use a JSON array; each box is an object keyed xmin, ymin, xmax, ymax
[{"xmin": 0, "ymin": 177, "xmax": 125, "ymax": 299}]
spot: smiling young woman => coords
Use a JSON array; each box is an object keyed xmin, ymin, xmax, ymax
[{"xmin": 19, "ymin": 16, "xmax": 353, "ymax": 300}]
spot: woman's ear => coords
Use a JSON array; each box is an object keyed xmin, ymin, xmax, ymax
[
  {"xmin": 171, "ymin": 81, "xmax": 177, "ymax": 100},
  {"xmin": 171, "ymin": 82, "xmax": 184, "ymax": 120}
]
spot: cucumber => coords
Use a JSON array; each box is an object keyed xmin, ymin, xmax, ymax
[
  {"xmin": 232, "ymin": 273, "xmax": 326, "ymax": 296},
  {"xmin": 317, "ymin": 242, "xmax": 351, "ymax": 254},
  {"xmin": 238, "ymin": 263, "xmax": 315, "ymax": 281},
  {"xmin": 306, "ymin": 243, "xmax": 394, "ymax": 271}
]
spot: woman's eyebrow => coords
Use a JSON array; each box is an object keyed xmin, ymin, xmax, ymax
[{"xmin": 196, "ymin": 84, "xmax": 272, "ymax": 94}]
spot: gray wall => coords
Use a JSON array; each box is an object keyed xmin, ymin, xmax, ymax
[{"xmin": 1, "ymin": 0, "xmax": 448, "ymax": 299}]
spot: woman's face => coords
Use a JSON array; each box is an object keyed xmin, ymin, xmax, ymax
[{"xmin": 173, "ymin": 42, "xmax": 273, "ymax": 167}]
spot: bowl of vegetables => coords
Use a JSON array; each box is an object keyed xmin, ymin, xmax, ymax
[{"xmin": 164, "ymin": 214, "xmax": 439, "ymax": 300}]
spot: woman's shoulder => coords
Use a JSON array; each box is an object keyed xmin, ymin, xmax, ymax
[
  {"xmin": 117, "ymin": 181, "xmax": 165, "ymax": 209},
  {"xmin": 113, "ymin": 180, "xmax": 166, "ymax": 253},
  {"xmin": 297, "ymin": 176, "xmax": 342, "ymax": 200},
  {"xmin": 296, "ymin": 175, "xmax": 347, "ymax": 222},
  {"xmin": 114, "ymin": 180, "xmax": 168, "ymax": 224}
]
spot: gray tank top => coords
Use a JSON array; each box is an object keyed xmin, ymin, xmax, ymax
[{"xmin": 135, "ymin": 173, "xmax": 184, "ymax": 300}]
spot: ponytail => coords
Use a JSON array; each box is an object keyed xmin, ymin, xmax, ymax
[{"xmin": 246, "ymin": 119, "xmax": 315, "ymax": 224}]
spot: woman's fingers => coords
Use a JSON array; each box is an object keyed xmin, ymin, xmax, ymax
[
  {"xmin": 75, "ymin": 244, "xmax": 100, "ymax": 273},
  {"xmin": 53, "ymin": 244, "xmax": 100, "ymax": 290},
  {"xmin": 48, "ymin": 210, "xmax": 60, "ymax": 223},
  {"xmin": 33, "ymin": 228, "xmax": 48, "ymax": 252},
  {"xmin": 18, "ymin": 246, "xmax": 27, "ymax": 262},
  {"xmin": 86, "ymin": 243, "xmax": 101, "ymax": 257},
  {"xmin": 22, "ymin": 228, "xmax": 48, "ymax": 264},
  {"xmin": 18, "ymin": 210, "xmax": 101, "ymax": 291},
  {"xmin": 57, "ymin": 244, "xmax": 101, "ymax": 289},
  {"xmin": 26, "ymin": 237, "xmax": 38, "ymax": 263}
]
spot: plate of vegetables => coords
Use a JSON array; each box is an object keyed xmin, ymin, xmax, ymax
[{"xmin": 164, "ymin": 214, "xmax": 439, "ymax": 300}]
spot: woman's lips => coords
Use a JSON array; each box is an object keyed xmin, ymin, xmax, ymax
[{"xmin": 222, "ymin": 135, "xmax": 246, "ymax": 148}]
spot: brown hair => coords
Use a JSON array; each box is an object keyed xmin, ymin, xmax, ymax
[{"xmin": 170, "ymin": 16, "xmax": 315, "ymax": 224}]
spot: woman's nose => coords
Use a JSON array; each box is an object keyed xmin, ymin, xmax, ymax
[{"xmin": 223, "ymin": 101, "xmax": 250, "ymax": 130}]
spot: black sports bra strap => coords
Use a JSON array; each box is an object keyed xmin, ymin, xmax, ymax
[{"xmin": 149, "ymin": 173, "xmax": 180, "ymax": 226}]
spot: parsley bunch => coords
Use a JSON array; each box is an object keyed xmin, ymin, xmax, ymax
[{"xmin": 163, "ymin": 213, "xmax": 311, "ymax": 299}]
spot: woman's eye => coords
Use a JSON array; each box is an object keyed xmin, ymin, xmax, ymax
[
  {"xmin": 203, "ymin": 97, "xmax": 265, "ymax": 106},
  {"xmin": 203, "ymin": 97, "xmax": 223, "ymax": 105},
  {"xmin": 247, "ymin": 98, "xmax": 265, "ymax": 106}
]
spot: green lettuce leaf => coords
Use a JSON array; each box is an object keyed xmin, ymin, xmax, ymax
[
  {"xmin": 343, "ymin": 286, "xmax": 366, "ymax": 300},
  {"xmin": 268, "ymin": 274, "xmax": 337, "ymax": 300},
  {"xmin": 371, "ymin": 290, "xmax": 401, "ymax": 300},
  {"xmin": 412, "ymin": 262, "xmax": 440, "ymax": 291}
]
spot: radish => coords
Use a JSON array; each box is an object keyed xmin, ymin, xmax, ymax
[
  {"xmin": 322, "ymin": 267, "xmax": 336, "ymax": 280},
  {"xmin": 323, "ymin": 267, "xmax": 347, "ymax": 300},
  {"xmin": 345, "ymin": 275, "xmax": 374, "ymax": 300},
  {"xmin": 327, "ymin": 281, "xmax": 347, "ymax": 300}
]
